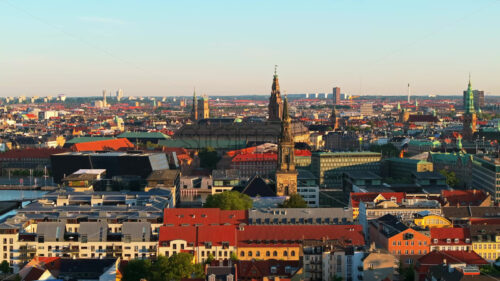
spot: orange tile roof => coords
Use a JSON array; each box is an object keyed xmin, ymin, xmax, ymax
[{"xmin": 72, "ymin": 138, "xmax": 134, "ymax": 152}]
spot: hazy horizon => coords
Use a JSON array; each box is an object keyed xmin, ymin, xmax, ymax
[{"xmin": 1, "ymin": 0, "xmax": 499, "ymax": 97}]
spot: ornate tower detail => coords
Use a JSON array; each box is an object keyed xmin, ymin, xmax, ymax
[
  {"xmin": 268, "ymin": 65, "xmax": 284, "ymax": 121},
  {"xmin": 275, "ymin": 97, "xmax": 298, "ymax": 196},
  {"xmin": 191, "ymin": 89, "xmax": 198, "ymax": 121},
  {"xmin": 330, "ymin": 105, "xmax": 339, "ymax": 130},
  {"xmin": 463, "ymin": 75, "xmax": 477, "ymax": 140},
  {"xmin": 197, "ymin": 94, "xmax": 209, "ymax": 120}
]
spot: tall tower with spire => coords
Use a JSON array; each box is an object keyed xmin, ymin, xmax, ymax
[
  {"xmin": 191, "ymin": 89, "xmax": 198, "ymax": 121},
  {"xmin": 275, "ymin": 97, "xmax": 298, "ymax": 196},
  {"xmin": 330, "ymin": 105, "xmax": 339, "ymax": 130},
  {"xmin": 463, "ymin": 75, "xmax": 477, "ymax": 140},
  {"xmin": 268, "ymin": 65, "xmax": 284, "ymax": 121}
]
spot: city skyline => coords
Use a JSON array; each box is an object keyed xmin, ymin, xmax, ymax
[{"xmin": 1, "ymin": 0, "xmax": 499, "ymax": 97}]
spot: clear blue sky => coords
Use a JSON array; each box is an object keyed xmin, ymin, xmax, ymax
[{"xmin": 0, "ymin": 0, "xmax": 499, "ymax": 97}]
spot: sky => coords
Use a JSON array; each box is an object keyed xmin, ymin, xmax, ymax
[{"xmin": 0, "ymin": 0, "xmax": 499, "ymax": 97}]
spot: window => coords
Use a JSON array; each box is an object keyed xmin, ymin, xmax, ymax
[
  {"xmin": 266, "ymin": 251, "xmax": 270, "ymax": 257},
  {"xmin": 291, "ymin": 251, "xmax": 295, "ymax": 256},
  {"xmin": 273, "ymin": 251, "xmax": 278, "ymax": 257},
  {"xmin": 284, "ymin": 251, "xmax": 288, "ymax": 256},
  {"xmin": 256, "ymin": 251, "xmax": 260, "ymax": 257},
  {"xmin": 240, "ymin": 251, "xmax": 244, "ymax": 257},
  {"xmin": 248, "ymin": 251, "xmax": 252, "ymax": 257}
]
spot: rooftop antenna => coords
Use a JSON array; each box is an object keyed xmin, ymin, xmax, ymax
[{"xmin": 407, "ymin": 83, "xmax": 411, "ymax": 104}]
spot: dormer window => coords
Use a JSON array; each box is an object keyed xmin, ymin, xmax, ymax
[
  {"xmin": 433, "ymin": 238, "xmax": 438, "ymax": 244},
  {"xmin": 446, "ymin": 238, "xmax": 451, "ymax": 244},
  {"xmin": 391, "ymin": 197, "xmax": 397, "ymax": 202},
  {"xmin": 465, "ymin": 238, "xmax": 470, "ymax": 243},
  {"xmin": 454, "ymin": 238, "xmax": 459, "ymax": 243}
]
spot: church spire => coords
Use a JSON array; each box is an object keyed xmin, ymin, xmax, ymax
[
  {"xmin": 268, "ymin": 65, "xmax": 284, "ymax": 121},
  {"xmin": 465, "ymin": 74, "xmax": 475, "ymax": 114},
  {"xmin": 191, "ymin": 88, "xmax": 198, "ymax": 121}
]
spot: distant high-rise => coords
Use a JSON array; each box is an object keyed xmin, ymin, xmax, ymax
[
  {"xmin": 463, "ymin": 89, "xmax": 485, "ymax": 111},
  {"xmin": 116, "ymin": 89, "xmax": 123, "ymax": 102},
  {"xmin": 332, "ymin": 87, "xmax": 341, "ymax": 104},
  {"xmin": 197, "ymin": 95, "xmax": 209, "ymax": 120},
  {"xmin": 102, "ymin": 90, "xmax": 107, "ymax": 107},
  {"xmin": 360, "ymin": 103, "xmax": 374, "ymax": 116},
  {"xmin": 268, "ymin": 65, "xmax": 283, "ymax": 121}
]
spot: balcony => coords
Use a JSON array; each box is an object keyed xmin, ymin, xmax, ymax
[
  {"xmin": 62, "ymin": 247, "xmax": 79, "ymax": 253},
  {"xmin": 19, "ymin": 246, "xmax": 36, "ymax": 253}
]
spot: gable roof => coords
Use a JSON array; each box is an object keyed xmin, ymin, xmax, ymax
[
  {"xmin": 240, "ymin": 176, "xmax": 276, "ymax": 197},
  {"xmin": 350, "ymin": 192, "xmax": 405, "ymax": 208},
  {"xmin": 441, "ymin": 189, "xmax": 489, "ymax": 206},
  {"xmin": 430, "ymin": 228, "xmax": 470, "ymax": 245},
  {"xmin": 237, "ymin": 225, "xmax": 364, "ymax": 247},
  {"xmin": 159, "ymin": 225, "xmax": 237, "ymax": 246}
]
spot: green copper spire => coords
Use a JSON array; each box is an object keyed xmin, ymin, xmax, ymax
[
  {"xmin": 397, "ymin": 102, "xmax": 401, "ymax": 111},
  {"xmin": 465, "ymin": 74, "xmax": 475, "ymax": 114},
  {"xmin": 457, "ymin": 135, "xmax": 463, "ymax": 150}
]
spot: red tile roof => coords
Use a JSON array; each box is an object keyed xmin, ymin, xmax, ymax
[
  {"xmin": 163, "ymin": 208, "xmax": 247, "ymax": 226},
  {"xmin": 159, "ymin": 225, "xmax": 237, "ymax": 246},
  {"xmin": 430, "ymin": 228, "xmax": 470, "ymax": 245},
  {"xmin": 416, "ymin": 251, "xmax": 488, "ymax": 277},
  {"xmin": 72, "ymin": 138, "xmax": 134, "ymax": 152},
  {"xmin": 231, "ymin": 153, "xmax": 277, "ymax": 163},
  {"xmin": 237, "ymin": 225, "xmax": 364, "ymax": 247},
  {"xmin": 469, "ymin": 218, "xmax": 500, "ymax": 225},
  {"xmin": 441, "ymin": 189, "xmax": 489, "ymax": 206},
  {"xmin": 0, "ymin": 148, "xmax": 70, "ymax": 159},
  {"xmin": 350, "ymin": 192, "xmax": 406, "ymax": 208}
]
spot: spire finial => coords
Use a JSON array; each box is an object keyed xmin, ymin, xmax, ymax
[
  {"xmin": 193, "ymin": 87, "xmax": 196, "ymax": 97},
  {"xmin": 274, "ymin": 65, "xmax": 278, "ymax": 77}
]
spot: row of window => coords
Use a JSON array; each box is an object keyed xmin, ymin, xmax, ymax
[
  {"xmin": 474, "ymin": 243, "xmax": 498, "ymax": 250},
  {"xmin": 392, "ymin": 249, "xmax": 427, "ymax": 255},
  {"xmin": 250, "ymin": 217, "xmax": 349, "ymax": 224},
  {"xmin": 392, "ymin": 240, "xmax": 428, "ymax": 246},
  {"xmin": 240, "ymin": 250, "xmax": 296, "ymax": 257}
]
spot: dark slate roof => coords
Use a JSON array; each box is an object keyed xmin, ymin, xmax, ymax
[{"xmin": 239, "ymin": 176, "xmax": 276, "ymax": 197}]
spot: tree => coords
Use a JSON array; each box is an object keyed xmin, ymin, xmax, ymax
[
  {"xmin": 121, "ymin": 259, "xmax": 152, "ymax": 281},
  {"xmin": 151, "ymin": 253, "xmax": 204, "ymax": 281},
  {"xmin": 0, "ymin": 261, "xmax": 10, "ymax": 274},
  {"xmin": 204, "ymin": 191, "xmax": 253, "ymax": 210},
  {"xmin": 281, "ymin": 194, "xmax": 308, "ymax": 208},
  {"xmin": 198, "ymin": 146, "xmax": 220, "ymax": 170},
  {"xmin": 330, "ymin": 275, "xmax": 343, "ymax": 281},
  {"xmin": 439, "ymin": 169, "xmax": 459, "ymax": 187},
  {"xmin": 230, "ymin": 252, "xmax": 238, "ymax": 261},
  {"xmin": 123, "ymin": 253, "xmax": 204, "ymax": 281}
]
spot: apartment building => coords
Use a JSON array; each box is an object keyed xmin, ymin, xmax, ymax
[
  {"xmin": 311, "ymin": 151, "xmax": 381, "ymax": 187},
  {"xmin": 471, "ymin": 155, "xmax": 500, "ymax": 203},
  {"xmin": 369, "ymin": 214, "xmax": 430, "ymax": 266},
  {"xmin": 0, "ymin": 189, "xmax": 169, "ymax": 270}
]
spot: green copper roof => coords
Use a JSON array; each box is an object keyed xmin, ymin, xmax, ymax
[
  {"xmin": 117, "ymin": 132, "xmax": 169, "ymax": 139},
  {"xmin": 66, "ymin": 136, "xmax": 115, "ymax": 144},
  {"xmin": 158, "ymin": 138, "xmax": 246, "ymax": 149}
]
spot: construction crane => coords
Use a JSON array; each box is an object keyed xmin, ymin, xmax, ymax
[{"xmin": 348, "ymin": 95, "xmax": 360, "ymax": 107}]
